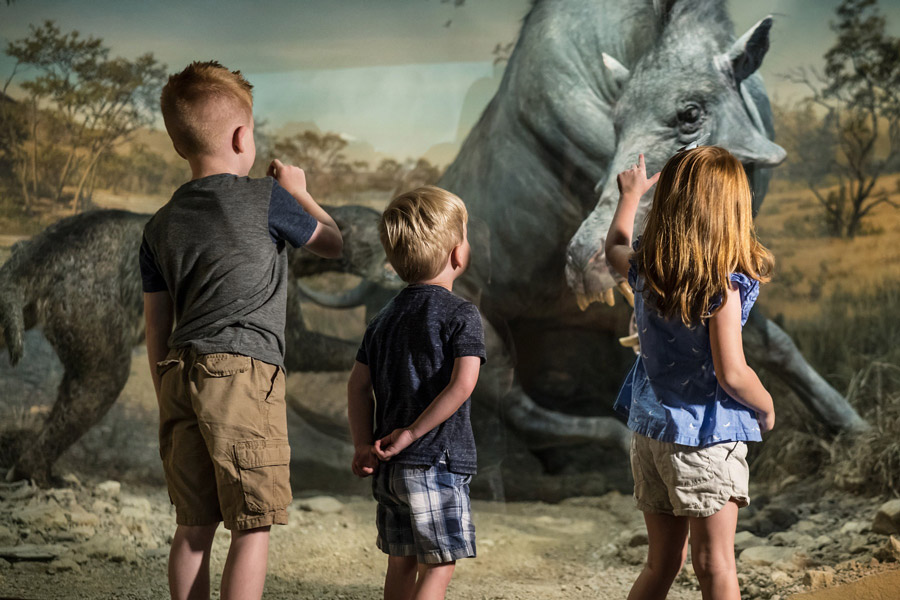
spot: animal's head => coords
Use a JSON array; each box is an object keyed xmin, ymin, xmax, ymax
[
  {"xmin": 565, "ymin": 12, "xmax": 786, "ymax": 309},
  {"xmin": 289, "ymin": 204, "xmax": 400, "ymax": 287}
]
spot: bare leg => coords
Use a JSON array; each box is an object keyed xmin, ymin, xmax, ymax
[
  {"xmin": 220, "ymin": 526, "xmax": 271, "ymax": 600},
  {"xmin": 627, "ymin": 511, "xmax": 689, "ymax": 600},
  {"xmin": 384, "ymin": 555, "xmax": 417, "ymax": 600},
  {"xmin": 689, "ymin": 501, "xmax": 740, "ymax": 600},
  {"xmin": 413, "ymin": 562, "xmax": 456, "ymax": 600},
  {"xmin": 169, "ymin": 524, "xmax": 218, "ymax": 600}
]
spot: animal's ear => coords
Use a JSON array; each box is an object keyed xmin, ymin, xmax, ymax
[
  {"xmin": 724, "ymin": 16, "xmax": 772, "ymax": 83},
  {"xmin": 602, "ymin": 53, "xmax": 630, "ymax": 94}
]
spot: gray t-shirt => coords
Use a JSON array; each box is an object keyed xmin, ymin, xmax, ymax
[
  {"xmin": 139, "ymin": 174, "xmax": 317, "ymax": 367},
  {"xmin": 356, "ymin": 284, "xmax": 486, "ymax": 474}
]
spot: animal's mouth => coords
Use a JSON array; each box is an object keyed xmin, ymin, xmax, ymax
[{"xmin": 566, "ymin": 247, "xmax": 618, "ymax": 310}]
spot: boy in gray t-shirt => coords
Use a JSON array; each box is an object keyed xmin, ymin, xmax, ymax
[
  {"xmin": 348, "ymin": 185, "xmax": 485, "ymax": 599},
  {"xmin": 140, "ymin": 61, "xmax": 342, "ymax": 600}
]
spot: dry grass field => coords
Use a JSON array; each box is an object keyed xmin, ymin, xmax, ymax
[{"xmin": 755, "ymin": 173, "xmax": 900, "ymax": 323}]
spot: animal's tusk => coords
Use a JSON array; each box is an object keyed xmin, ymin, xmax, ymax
[
  {"xmin": 618, "ymin": 333, "xmax": 640, "ymax": 348},
  {"xmin": 616, "ymin": 281, "xmax": 635, "ymax": 308},
  {"xmin": 603, "ymin": 288, "xmax": 615, "ymax": 306},
  {"xmin": 576, "ymin": 292, "xmax": 591, "ymax": 312}
]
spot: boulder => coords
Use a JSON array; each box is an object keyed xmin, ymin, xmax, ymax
[
  {"xmin": 93, "ymin": 480, "xmax": 121, "ymax": 501},
  {"xmin": 0, "ymin": 544, "xmax": 61, "ymax": 562},
  {"xmin": 0, "ymin": 525, "xmax": 16, "ymax": 546},
  {"xmin": 67, "ymin": 504, "xmax": 100, "ymax": 528},
  {"xmin": 91, "ymin": 499, "xmax": 117, "ymax": 514},
  {"xmin": 771, "ymin": 531, "xmax": 816, "ymax": 549},
  {"xmin": 15, "ymin": 500, "xmax": 68, "ymax": 530},
  {"xmin": 739, "ymin": 546, "xmax": 804, "ymax": 569},
  {"xmin": 627, "ymin": 531, "xmax": 649, "ymax": 547},
  {"xmin": 840, "ymin": 520, "xmax": 869, "ymax": 535},
  {"xmin": 872, "ymin": 499, "xmax": 900, "ymax": 535},
  {"xmin": 734, "ymin": 531, "xmax": 765, "ymax": 551},
  {"xmin": 770, "ymin": 570, "xmax": 792, "ymax": 587},
  {"xmin": 47, "ymin": 557, "xmax": 80, "ymax": 573},
  {"xmin": 47, "ymin": 489, "xmax": 76, "ymax": 507},
  {"xmin": 803, "ymin": 568, "xmax": 834, "ymax": 589},
  {"xmin": 294, "ymin": 496, "xmax": 344, "ymax": 514},
  {"xmin": 80, "ymin": 534, "xmax": 131, "ymax": 562},
  {"xmin": 793, "ymin": 519, "xmax": 819, "ymax": 534}
]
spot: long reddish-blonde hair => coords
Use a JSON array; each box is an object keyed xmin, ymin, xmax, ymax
[{"xmin": 634, "ymin": 146, "xmax": 774, "ymax": 325}]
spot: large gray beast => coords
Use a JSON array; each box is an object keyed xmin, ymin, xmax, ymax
[
  {"xmin": 431, "ymin": 0, "xmax": 867, "ymax": 476},
  {"xmin": 0, "ymin": 206, "xmax": 390, "ymax": 484}
]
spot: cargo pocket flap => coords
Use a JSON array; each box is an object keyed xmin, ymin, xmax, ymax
[
  {"xmin": 155, "ymin": 358, "xmax": 180, "ymax": 377},
  {"xmin": 195, "ymin": 353, "xmax": 251, "ymax": 377},
  {"xmin": 234, "ymin": 440, "xmax": 292, "ymax": 514},
  {"xmin": 235, "ymin": 441, "xmax": 291, "ymax": 469}
]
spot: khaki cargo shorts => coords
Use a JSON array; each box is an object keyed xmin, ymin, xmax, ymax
[
  {"xmin": 156, "ymin": 349, "xmax": 291, "ymax": 530},
  {"xmin": 631, "ymin": 432, "xmax": 749, "ymax": 518}
]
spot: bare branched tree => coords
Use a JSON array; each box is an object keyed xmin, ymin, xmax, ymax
[{"xmin": 783, "ymin": 0, "xmax": 900, "ymax": 237}]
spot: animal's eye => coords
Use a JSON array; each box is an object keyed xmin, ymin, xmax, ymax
[{"xmin": 677, "ymin": 104, "xmax": 702, "ymax": 124}]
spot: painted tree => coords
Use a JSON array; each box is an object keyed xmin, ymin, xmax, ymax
[
  {"xmin": 785, "ymin": 0, "xmax": 900, "ymax": 237},
  {"xmin": 3, "ymin": 21, "xmax": 166, "ymax": 212}
]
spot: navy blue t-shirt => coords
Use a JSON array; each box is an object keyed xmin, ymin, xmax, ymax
[{"xmin": 357, "ymin": 284, "xmax": 486, "ymax": 474}]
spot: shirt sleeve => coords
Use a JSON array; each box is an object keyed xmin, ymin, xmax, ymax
[
  {"xmin": 729, "ymin": 273, "xmax": 760, "ymax": 326},
  {"xmin": 449, "ymin": 302, "xmax": 487, "ymax": 364},
  {"xmin": 627, "ymin": 236, "xmax": 641, "ymax": 289},
  {"xmin": 139, "ymin": 236, "xmax": 168, "ymax": 293},
  {"xmin": 356, "ymin": 336, "xmax": 369, "ymax": 365},
  {"xmin": 268, "ymin": 180, "xmax": 319, "ymax": 248},
  {"xmin": 708, "ymin": 273, "xmax": 760, "ymax": 326}
]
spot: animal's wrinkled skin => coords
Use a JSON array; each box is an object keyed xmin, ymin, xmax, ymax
[
  {"xmin": 434, "ymin": 0, "xmax": 865, "ymax": 494},
  {"xmin": 0, "ymin": 206, "xmax": 393, "ymax": 485}
]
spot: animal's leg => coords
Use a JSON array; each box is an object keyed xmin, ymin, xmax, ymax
[
  {"xmin": 743, "ymin": 313, "xmax": 867, "ymax": 433},
  {"xmin": 501, "ymin": 380, "xmax": 631, "ymax": 455},
  {"xmin": 476, "ymin": 316, "xmax": 632, "ymax": 498},
  {"xmin": 13, "ymin": 349, "xmax": 132, "ymax": 485},
  {"xmin": 283, "ymin": 281, "xmax": 357, "ymax": 373}
]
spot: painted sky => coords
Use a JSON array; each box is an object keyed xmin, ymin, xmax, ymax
[{"xmin": 2, "ymin": 0, "xmax": 899, "ymax": 162}]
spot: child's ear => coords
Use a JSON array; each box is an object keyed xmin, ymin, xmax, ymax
[
  {"xmin": 233, "ymin": 125, "xmax": 249, "ymax": 154},
  {"xmin": 450, "ymin": 244, "xmax": 463, "ymax": 270}
]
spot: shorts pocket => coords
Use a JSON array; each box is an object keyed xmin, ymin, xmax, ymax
[
  {"xmin": 671, "ymin": 447, "xmax": 712, "ymax": 485},
  {"xmin": 156, "ymin": 358, "xmax": 180, "ymax": 377},
  {"xmin": 195, "ymin": 353, "xmax": 251, "ymax": 377},
  {"xmin": 233, "ymin": 440, "xmax": 292, "ymax": 514}
]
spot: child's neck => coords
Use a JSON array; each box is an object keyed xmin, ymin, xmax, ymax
[
  {"xmin": 189, "ymin": 156, "xmax": 249, "ymax": 181},
  {"xmin": 416, "ymin": 268, "xmax": 459, "ymax": 292}
]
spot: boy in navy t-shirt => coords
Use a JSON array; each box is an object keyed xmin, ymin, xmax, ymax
[{"xmin": 347, "ymin": 185, "xmax": 485, "ymax": 599}]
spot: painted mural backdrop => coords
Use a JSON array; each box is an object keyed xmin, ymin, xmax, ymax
[{"xmin": 0, "ymin": 1, "xmax": 899, "ymax": 598}]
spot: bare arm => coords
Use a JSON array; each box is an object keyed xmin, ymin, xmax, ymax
[
  {"xmin": 268, "ymin": 158, "xmax": 343, "ymax": 259},
  {"xmin": 143, "ymin": 291, "xmax": 174, "ymax": 399},
  {"xmin": 605, "ymin": 153, "xmax": 659, "ymax": 279},
  {"xmin": 709, "ymin": 284, "xmax": 775, "ymax": 432},
  {"xmin": 374, "ymin": 355, "xmax": 482, "ymax": 460},
  {"xmin": 347, "ymin": 361, "xmax": 378, "ymax": 477}
]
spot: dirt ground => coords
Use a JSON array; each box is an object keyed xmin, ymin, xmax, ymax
[{"xmin": 1, "ymin": 343, "xmax": 899, "ymax": 600}]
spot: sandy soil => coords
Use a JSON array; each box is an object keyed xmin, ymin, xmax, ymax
[{"xmin": 0, "ymin": 341, "xmax": 898, "ymax": 600}]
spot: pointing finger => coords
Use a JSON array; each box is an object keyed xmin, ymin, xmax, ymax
[{"xmin": 638, "ymin": 153, "xmax": 646, "ymax": 173}]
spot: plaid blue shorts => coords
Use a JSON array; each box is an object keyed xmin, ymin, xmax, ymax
[{"xmin": 372, "ymin": 458, "xmax": 476, "ymax": 564}]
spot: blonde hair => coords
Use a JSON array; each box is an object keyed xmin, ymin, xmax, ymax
[
  {"xmin": 379, "ymin": 186, "xmax": 468, "ymax": 283},
  {"xmin": 160, "ymin": 61, "xmax": 253, "ymax": 159},
  {"xmin": 634, "ymin": 146, "xmax": 774, "ymax": 326}
]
